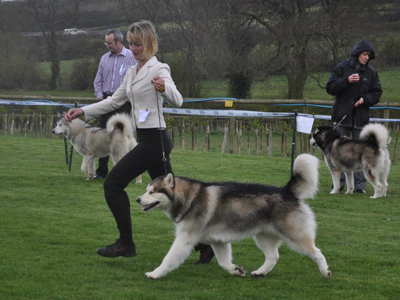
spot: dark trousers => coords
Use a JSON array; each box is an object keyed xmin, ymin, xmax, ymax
[
  {"xmin": 96, "ymin": 97, "xmax": 132, "ymax": 177},
  {"xmin": 103, "ymin": 129, "xmax": 173, "ymax": 246},
  {"xmin": 336, "ymin": 125, "xmax": 366, "ymax": 190}
]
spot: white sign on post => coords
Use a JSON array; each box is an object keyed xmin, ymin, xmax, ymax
[{"xmin": 296, "ymin": 116, "xmax": 314, "ymax": 134}]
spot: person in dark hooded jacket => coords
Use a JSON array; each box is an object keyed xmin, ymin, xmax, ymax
[{"xmin": 326, "ymin": 40, "xmax": 383, "ymax": 193}]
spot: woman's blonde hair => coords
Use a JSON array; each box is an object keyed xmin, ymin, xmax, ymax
[{"xmin": 127, "ymin": 20, "xmax": 158, "ymax": 59}]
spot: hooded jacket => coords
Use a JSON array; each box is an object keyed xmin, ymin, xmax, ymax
[{"xmin": 326, "ymin": 40, "xmax": 382, "ymax": 128}]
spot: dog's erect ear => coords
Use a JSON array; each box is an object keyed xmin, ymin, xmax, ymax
[
  {"xmin": 57, "ymin": 112, "xmax": 63, "ymax": 118},
  {"xmin": 314, "ymin": 127, "xmax": 320, "ymax": 134},
  {"xmin": 163, "ymin": 173, "xmax": 175, "ymax": 189}
]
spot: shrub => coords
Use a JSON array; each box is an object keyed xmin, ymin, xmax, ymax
[
  {"xmin": 69, "ymin": 59, "xmax": 97, "ymax": 90},
  {"xmin": 0, "ymin": 52, "xmax": 44, "ymax": 90}
]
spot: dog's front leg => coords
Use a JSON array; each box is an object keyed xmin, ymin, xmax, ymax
[
  {"xmin": 330, "ymin": 170, "xmax": 341, "ymax": 194},
  {"xmin": 212, "ymin": 242, "xmax": 246, "ymax": 276},
  {"xmin": 145, "ymin": 235, "xmax": 195, "ymax": 279},
  {"xmin": 81, "ymin": 156, "xmax": 94, "ymax": 180},
  {"xmin": 344, "ymin": 172, "xmax": 354, "ymax": 194}
]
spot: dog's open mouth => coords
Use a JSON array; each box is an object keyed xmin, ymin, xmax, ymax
[{"xmin": 142, "ymin": 202, "xmax": 160, "ymax": 212}]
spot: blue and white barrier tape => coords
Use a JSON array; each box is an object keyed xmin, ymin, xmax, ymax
[{"xmin": 1, "ymin": 99, "xmax": 400, "ymax": 123}]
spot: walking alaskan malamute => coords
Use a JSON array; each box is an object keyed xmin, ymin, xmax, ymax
[
  {"xmin": 52, "ymin": 113, "xmax": 141, "ymax": 182},
  {"xmin": 310, "ymin": 123, "xmax": 390, "ymax": 198},
  {"xmin": 136, "ymin": 154, "xmax": 331, "ymax": 279}
]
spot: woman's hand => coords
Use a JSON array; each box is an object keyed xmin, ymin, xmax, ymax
[
  {"xmin": 65, "ymin": 108, "xmax": 84, "ymax": 122},
  {"xmin": 354, "ymin": 98, "xmax": 364, "ymax": 107},
  {"xmin": 151, "ymin": 75, "xmax": 165, "ymax": 93},
  {"xmin": 349, "ymin": 74, "xmax": 360, "ymax": 83}
]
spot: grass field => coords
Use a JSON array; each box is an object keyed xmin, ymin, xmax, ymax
[{"xmin": 0, "ymin": 135, "xmax": 399, "ymax": 300}]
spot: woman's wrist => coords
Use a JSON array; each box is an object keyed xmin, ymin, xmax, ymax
[{"xmin": 158, "ymin": 84, "xmax": 165, "ymax": 93}]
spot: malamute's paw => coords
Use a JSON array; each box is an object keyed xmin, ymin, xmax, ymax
[
  {"xmin": 251, "ymin": 271, "xmax": 266, "ymax": 277},
  {"xmin": 330, "ymin": 189, "xmax": 339, "ymax": 194},
  {"xmin": 322, "ymin": 267, "xmax": 332, "ymax": 279},
  {"xmin": 345, "ymin": 190, "xmax": 353, "ymax": 195},
  {"xmin": 145, "ymin": 270, "xmax": 162, "ymax": 280},
  {"xmin": 230, "ymin": 266, "xmax": 246, "ymax": 276},
  {"xmin": 135, "ymin": 175, "xmax": 142, "ymax": 184}
]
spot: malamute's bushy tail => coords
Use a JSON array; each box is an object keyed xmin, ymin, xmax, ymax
[
  {"xmin": 106, "ymin": 113, "xmax": 134, "ymax": 137},
  {"xmin": 289, "ymin": 154, "xmax": 319, "ymax": 201},
  {"xmin": 360, "ymin": 123, "xmax": 389, "ymax": 150}
]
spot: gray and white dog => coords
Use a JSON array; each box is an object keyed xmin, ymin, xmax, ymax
[
  {"xmin": 52, "ymin": 113, "xmax": 141, "ymax": 182},
  {"xmin": 310, "ymin": 123, "xmax": 390, "ymax": 198},
  {"xmin": 137, "ymin": 154, "xmax": 331, "ymax": 280}
]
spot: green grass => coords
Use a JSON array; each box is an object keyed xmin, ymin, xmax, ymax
[{"xmin": 1, "ymin": 135, "xmax": 399, "ymax": 300}]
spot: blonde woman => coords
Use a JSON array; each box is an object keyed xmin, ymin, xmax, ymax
[{"xmin": 65, "ymin": 20, "xmax": 183, "ymax": 257}]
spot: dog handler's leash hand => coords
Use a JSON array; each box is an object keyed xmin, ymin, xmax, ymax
[
  {"xmin": 151, "ymin": 76, "xmax": 166, "ymax": 93},
  {"xmin": 354, "ymin": 97, "xmax": 364, "ymax": 107},
  {"xmin": 65, "ymin": 108, "xmax": 84, "ymax": 122}
]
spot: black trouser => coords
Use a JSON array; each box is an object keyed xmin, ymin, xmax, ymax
[
  {"xmin": 97, "ymin": 95, "xmax": 132, "ymax": 177},
  {"xmin": 103, "ymin": 129, "xmax": 173, "ymax": 246}
]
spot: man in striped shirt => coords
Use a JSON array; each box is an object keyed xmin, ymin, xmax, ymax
[{"xmin": 93, "ymin": 29, "xmax": 137, "ymax": 179}]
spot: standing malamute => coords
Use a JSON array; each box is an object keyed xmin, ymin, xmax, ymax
[
  {"xmin": 310, "ymin": 123, "xmax": 390, "ymax": 198},
  {"xmin": 136, "ymin": 154, "xmax": 331, "ymax": 279},
  {"xmin": 52, "ymin": 113, "xmax": 141, "ymax": 182}
]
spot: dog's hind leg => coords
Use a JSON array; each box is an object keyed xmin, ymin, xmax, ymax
[
  {"xmin": 364, "ymin": 168, "xmax": 382, "ymax": 198},
  {"xmin": 211, "ymin": 242, "xmax": 246, "ymax": 277},
  {"xmin": 380, "ymin": 171, "xmax": 389, "ymax": 197},
  {"xmin": 279, "ymin": 207, "xmax": 331, "ymax": 278},
  {"xmin": 251, "ymin": 233, "xmax": 281, "ymax": 277},
  {"xmin": 145, "ymin": 234, "xmax": 196, "ymax": 279},
  {"xmin": 344, "ymin": 171, "xmax": 354, "ymax": 194},
  {"xmin": 283, "ymin": 231, "xmax": 331, "ymax": 278}
]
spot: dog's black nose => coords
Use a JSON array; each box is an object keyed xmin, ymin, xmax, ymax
[{"xmin": 136, "ymin": 197, "xmax": 141, "ymax": 204}]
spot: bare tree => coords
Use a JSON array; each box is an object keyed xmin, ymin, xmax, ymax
[
  {"xmin": 117, "ymin": 0, "xmax": 168, "ymax": 61},
  {"xmin": 162, "ymin": 0, "xmax": 224, "ymax": 97},
  {"xmin": 242, "ymin": 0, "xmax": 383, "ymax": 99},
  {"xmin": 219, "ymin": 0, "xmax": 258, "ymax": 99},
  {"xmin": 24, "ymin": 0, "xmax": 81, "ymax": 90}
]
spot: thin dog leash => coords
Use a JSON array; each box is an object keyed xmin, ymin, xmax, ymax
[
  {"xmin": 333, "ymin": 106, "xmax": 355, "ymax": 130},
  {"xmin": 333, "ymin": 115, "xmax": 347, "ymax": 130},
  {"xmin": 155, "ymin": 85, "xmax": 168, "ymax": 176}
]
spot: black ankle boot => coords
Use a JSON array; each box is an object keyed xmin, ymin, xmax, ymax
[
  {"xmin": 97, "ymin": 239, "xmax": 137, "ymax": 258},
  {"xmin": 194, "ymin": 243, "xmax": 214, "ymax": 264}
]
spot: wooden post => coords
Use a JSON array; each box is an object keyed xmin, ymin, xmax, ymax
[
  {"xmin": 391, "ymin": 125, "xmax": 399, "ymax": 165},
  {"xmin": 281, "ymin": 131, "xmax": 287, "ymax": 158},
  {"xmin": 384, "ymin": 102, "xmax": 390, "ymax": 129},
  {"xmin": 180, "ymin": 119, "xmax": 185, "ymax": 150},
  {"xmin": 259, "ymin": 126, "xmax": 263, "ymax": 156},
  {"xmin": 302, "ymin": 103, "xmax": 309, "ymax": 153},
  {"xmin": 267, "ymin": 125, "xmax": 272, "ymax": 157},
  {"xmin": 221, "ymin": 122, "xmax": 229, "ymax": 154},
  {"xmin": 10, "ymin": 113, "xmax": 15, "ymax": 136},
  {"xmin": 3, "ymin": 113, "xmax": 8, "ymax": 136},
  {"xmin": 191, "ymin": 117, "xmax": 195, "ymax": 151},
  {"xmin": 255, "ymin": 128, "xmax": 259, "ymax": 156},
  {"xmin": 236, "ymin": 121, "xmax": 242, "ymax": 155},
  {"xmin": 204, "ymin": 121, "xmax": 210, "ymax": 152},
  {"xmin": 170, "ymin": 127, "xmax": 175, "ymax": 149},
  {"xmin": 247, "ymin": 129, "xmax": 251, "ymax": 155}
]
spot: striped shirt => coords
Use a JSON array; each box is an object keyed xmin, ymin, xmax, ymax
[{"xmin": 93, "ymin": 46, "xmax": 137, "ymax": 100}]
